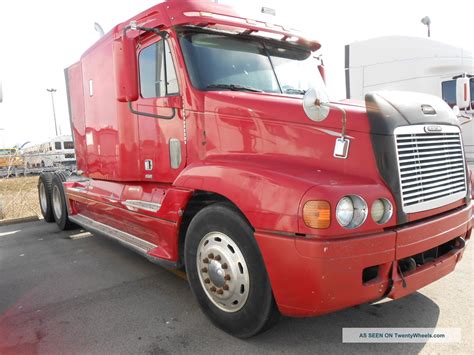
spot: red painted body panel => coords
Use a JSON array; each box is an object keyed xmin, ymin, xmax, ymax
[
  {"xmin": 65, "ymin": 181, "xmax": 192, "ymax": 262},
  {"xmin": 63, "ymin": 0, "xmax": 472, "ymax": 317},
  {"xmin": 65, "ymin": 63, "xmax": 87, "ymax": 173},
  {"xmin": 256, "ymin": 204, "xmax": 471, "ymax": 316}
]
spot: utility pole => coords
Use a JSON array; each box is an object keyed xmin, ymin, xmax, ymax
[{"xmin": 46, "ymin": 88, "xmax": 58, "ymax": 136}]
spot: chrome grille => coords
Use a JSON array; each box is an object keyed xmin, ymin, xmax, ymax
[{"xmin": 394, "ymin": 125, "xmax": 467, "ymax": 213}]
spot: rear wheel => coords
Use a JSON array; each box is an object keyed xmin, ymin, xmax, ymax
[
  {"xmin": 38, "ymin": 173, "xmax": 54, "ymax": 222},
  {"xmin": 185, "ymin": 203, "xmax": 280, "ymax": 338},
  {"xmin": 51, "ymin": 173, "xmax": 76, "ymax": 230}
]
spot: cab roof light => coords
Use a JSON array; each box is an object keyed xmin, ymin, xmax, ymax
[{"xmin": 183, "ymin": 11, "xmax": 320, "ymax": 51}]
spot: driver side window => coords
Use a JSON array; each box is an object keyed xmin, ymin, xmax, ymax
[{"xmin": 139, "ymin": 40, "xmax": 179, "ymax": 98}]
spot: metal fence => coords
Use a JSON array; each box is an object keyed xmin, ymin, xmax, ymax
[{"xmin": 0, "ymin": 152, "xmax": 76, "ymax": 179}]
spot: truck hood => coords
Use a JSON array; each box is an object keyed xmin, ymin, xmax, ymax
[
  {"xmin": 203, "ymin": 91, "xmax": 371, "ymax": 136},
  {"xmin": 366, "ymin": 90, "xmax": 459, "ymax": 135}
]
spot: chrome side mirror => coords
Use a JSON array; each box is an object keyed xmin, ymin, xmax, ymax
[
  {"xmin": 303, "ymin": 87, "xmax": 330, "ymax": 122},
  {"xmin": 303, "ymin": 88, "xmax": 350, "ymax": 159},
  {"xmin": 456, "ymin": 76, "xmax": 471, "ymax": 110}
]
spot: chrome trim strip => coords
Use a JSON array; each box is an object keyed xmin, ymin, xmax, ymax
[
  {"xmin": 67, "ymin": 187, "xmax": 87, "ymax": 193},
  {"xmin": 122, "ymin": 200, "xmax": 162, "ymax": 213},
  {"xmin": 69, "ymin": 214, "xmax": 157, "ymax": 253}
]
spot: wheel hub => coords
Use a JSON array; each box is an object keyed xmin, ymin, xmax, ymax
[
  {"xmin": 197, "ymin": 232, "xmax": 250, "ymax": 313},
  {"xmin": 52, "ymin": 185, "xmax": 62, "ymax": 220},
  {"xmin": 208, "ymin": 260, "xmax": 226, "ymax": 287},
  {"xmin": 39, "ymin": 182, "xmax": 47, "ymax": 212}
]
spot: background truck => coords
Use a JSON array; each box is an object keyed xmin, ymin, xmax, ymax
[
  {"xmin": 37, "ymin": 0, "xmax": 472, "ymax": 337},
  {"xmin": 345, "ymin": 36, "xmax": 474, "ymax": 162}
]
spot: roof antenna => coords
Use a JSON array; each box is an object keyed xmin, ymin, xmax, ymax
[{"xmin": 94, "ymin": 22, "xmax": 105, "ymax": 38}]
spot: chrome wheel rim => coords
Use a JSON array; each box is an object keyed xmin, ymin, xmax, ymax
[
  {"xmin": 197, "ymin": 232, "xmax": 250, "ymax": 313},
  {"xmin": 52, "ymin": 185, "xmax": 62, "ymax": 220},
  {"xmin": 39, "ymin": 182, "xmax": 48, "ymax": 212}
]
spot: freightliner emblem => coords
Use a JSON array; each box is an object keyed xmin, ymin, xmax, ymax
[
  {"xmin": 421, "ymin": 104, "xmax": 437, "ymax": 115},
  {"xmin": 424, "ymin": 125, "xmax": 442, "ymax": 133}
]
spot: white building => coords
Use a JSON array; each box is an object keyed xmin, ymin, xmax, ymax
[{"xmin": 345, "ymin": 36, "xmax": 473, "ymax": 162}]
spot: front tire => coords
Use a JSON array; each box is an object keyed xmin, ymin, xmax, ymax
[{"xmin": 185, "ymin": 203, "xmax": 279, "ymax": 338}]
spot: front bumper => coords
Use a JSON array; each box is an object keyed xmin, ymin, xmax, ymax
[{"xmin": 255, "ymin": 203, "xmax": 472, "ymax": 317}]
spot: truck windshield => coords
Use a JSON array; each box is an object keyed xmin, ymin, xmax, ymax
[
  {"xmin": 442, "ymin": 77, "xmax": 474, "ymax": 108},
  {"xmin": 179, "ymin": 30, "xmax": 325, "ymax": 96}
]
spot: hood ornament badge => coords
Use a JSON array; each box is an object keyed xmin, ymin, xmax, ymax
[
  {"xmin": 421, "ymin": 104, "xmax": 437, "ymax": 115},
  {"xmin": 424, "ymin": 125, "xmax": 442, "ymax": 133}
]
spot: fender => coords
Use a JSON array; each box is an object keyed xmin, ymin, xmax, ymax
[
  {"xmin": 173, "ymin": 154, "xmax": 397, "ymax": 237},
  {"xmin": 173, "ymin": 155, "xmax": 321, "ymax": 233}
]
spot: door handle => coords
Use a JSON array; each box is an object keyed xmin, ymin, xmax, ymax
[{"xmin": 128, "ymin": 101, "xmax": 176, "ymax": 120}]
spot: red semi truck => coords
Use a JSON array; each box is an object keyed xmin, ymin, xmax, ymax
[{"xmin": 38, "ymin": 0, "xmax": 473, "ymax": 337}]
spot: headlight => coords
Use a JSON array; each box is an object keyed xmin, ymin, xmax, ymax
[
  {"xmin": 371, "ymin": 198, "xmax": 393, "ymax": 224},
  {"xmin": 336, "ymin": 195, "xmax": 368, "ymax": 229}
]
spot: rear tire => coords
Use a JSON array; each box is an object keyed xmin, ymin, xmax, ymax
[
  {"xmin": 51, "ymin": 172, "xmax": 76, "ymax": 230},
  {"xmin": 38, "ymin": 173, "xmax": 54, "ymax": 222},
  {"xmin": 184, "ymin": 203, "xmax": 280, "ymax": 338}
]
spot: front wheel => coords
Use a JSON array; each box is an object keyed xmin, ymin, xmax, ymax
[{"xmin": 185, "ymin": 203, "xmax": 279, "ymax": 338}]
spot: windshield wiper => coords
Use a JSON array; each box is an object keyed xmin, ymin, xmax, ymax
[{"xmin": 206, "ymin": 83, "xmax": 263, "ymax": 92}]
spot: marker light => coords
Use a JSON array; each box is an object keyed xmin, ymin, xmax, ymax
[{"xmin": 303, "ymin": 200, "xmax": 331, "ymax": 229}]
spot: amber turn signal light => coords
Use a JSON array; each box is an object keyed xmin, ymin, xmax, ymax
[{"xmin": 303, "ymin": 200, "xmax": 331, "ymax": 229}]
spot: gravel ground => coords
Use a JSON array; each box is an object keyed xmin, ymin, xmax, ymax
[{"xmin": 0, "ymin": 219, "xmax": 473, "ymax": 354}]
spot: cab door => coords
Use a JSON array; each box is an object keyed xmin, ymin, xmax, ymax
[{"xmin": 133, "ymin": 35, "xmax": 185, "ymax": 183}]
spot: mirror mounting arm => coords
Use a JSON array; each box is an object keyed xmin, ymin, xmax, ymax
[
  {"xmin": 123, "ymin": 21, "xmax": 169, "ymax": 40},
  {"xmin": 324, "ymin": 103, "xmax": 349, "ymax": 159},
  {"xmin": 320, "ymin": 102, "xmax": 347, "ymax": 139},
  {"xmin": 458, "ymin": 112, "xmax": 472, "ymax": 125},
  {"xmin": 315, "ymin": 101, "xmax": 350, "ymax": 159},
  {"xmin": 120, "ymin": 21, "xmax": 174, "ymax": 119}
]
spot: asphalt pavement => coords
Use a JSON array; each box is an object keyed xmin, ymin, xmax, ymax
[{"xmin": 0, "ymin": 220, "xmax": 473, "ymax": 354}]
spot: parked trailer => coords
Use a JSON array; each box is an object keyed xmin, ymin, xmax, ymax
[
  {"xmin": 38, "ymin": 0, "xmax": 472, "ymax": 337},
  {"xmin": 345, "ymin": 36, "xmax": 474, "ymax": 162},
  {"xmin": 22, "ymin": 135, "xmax": 76, "ymax": 169}
]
